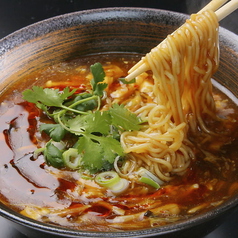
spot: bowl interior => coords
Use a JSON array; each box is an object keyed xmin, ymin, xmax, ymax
[{"xmin": 0, "ymin": 7, "xmax": 238, "ymax": 238}]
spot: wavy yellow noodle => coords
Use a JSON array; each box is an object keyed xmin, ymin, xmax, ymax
[{"xmin": 114, "ymin": 11, "xmax": 219, "ymax": 181}]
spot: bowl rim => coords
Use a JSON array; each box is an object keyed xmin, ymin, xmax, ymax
[
  {"xmin": 0, "ymin": 7, "xmax": 189, "ymax": 56},
  {"xmin": 0, "ymin": 7, "xmax": 238, "ymax": 56},
  {"xmin": 1, "ymin": 198, "xmax": 238, "ymax": 237},
  {"xmin": 0, "ymin": 6, "xmax": 238, "ymax": 237}
]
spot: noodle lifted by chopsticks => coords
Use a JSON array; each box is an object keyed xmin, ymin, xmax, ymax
[{"xmin": 118, "ymin": 11, "xmax": 219, "ymax": 181}]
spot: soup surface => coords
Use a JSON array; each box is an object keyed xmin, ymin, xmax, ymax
[{"xmin": 0, "ymin": 53, "xmax": 238, "ymax": 231}]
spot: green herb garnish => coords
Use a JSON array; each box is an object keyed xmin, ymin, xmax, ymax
[
  {"xmin": 40, "ymin": 124, "xmax": 66, "ymax": 142},
  {"xmin": 23, "ymin": 62, "xmax": 141, "ymax": 173},
  {"xmin": 44, "ymin": 142, "xmax": 64, "ymax": 168},
  {"xmin": 119, "ymin": 78, "xmax": 136, "ymax": 84}
]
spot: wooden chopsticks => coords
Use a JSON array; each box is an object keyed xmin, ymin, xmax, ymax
[
  {"xmin": 125, "ymin": 0, "xmax": 238, "ymax": 81},
  {"xmin": 215, "ymin": 0, "xmax": 238, "ymax": 21},
  {"xmin": 197, "ymin": 0, "xmax": 229, "ymax": 14},
  {"xmin": 198, "ymin": 0, "xmax": 238, "ymax": 21}
]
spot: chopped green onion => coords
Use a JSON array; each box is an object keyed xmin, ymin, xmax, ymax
[
  {"xmin": 119, "ymin": 78, "xmax": 136, "ymax": 84},
  {"xmin": 137, "ymin": 167, "xmax": 164, "ymax": 186},
  {"xmin": 139, "ymin": 176, "xmax": 160, "ymax": 189},
  {"xmin": 63, "ymin": 148, "xmax": 81, "ymax": 169},
  {"xmin": 110, "ymin": 178, "xmax": 129, "ymax": 195},
  {"xmin": 137, "ymin": 167, "xmax": 163, "ymax": 189},
  {"xmin": 95, "ymin": 171, "xmax": 129, "ymax": 195},
  {"xmin": 95, "ymin": 171, "xmax": 120, "ymax": 188}
]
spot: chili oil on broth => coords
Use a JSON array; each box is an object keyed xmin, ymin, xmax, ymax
[{"xmin": 0, "ymin": 53, "xmax": 237, "ymax": 231}]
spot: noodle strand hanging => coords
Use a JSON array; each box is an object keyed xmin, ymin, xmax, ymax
[{"xmin": 118, "ymin": 11, "xmax": 219, "ymax": 181}]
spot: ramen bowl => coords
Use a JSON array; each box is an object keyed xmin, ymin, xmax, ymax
[{"xmin": 0, "ymin": 7, "xmax": 238, "ymax": 238}]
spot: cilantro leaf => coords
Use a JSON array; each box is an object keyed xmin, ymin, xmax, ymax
[
  {"xmin": 23, "ymin": 86, "xmax": 75, "ymax": 107},
  {"xmin": 44, "ymin": 142, "xmax": 64, "ymax": 168},
  {"xmin": 111, "ymin": 126, "xmax": 120, "ymax": 140},
  {"xmin": 109, "ymin": 104, "xmax": 141, "ymax": 131},
  {"xmin": 76, "ymin": 135, "xmax": 124, "ymax": 173},
  {"xmin": 94, "ymin": 83, "xmax": 108, "ymax": 97},
  {"xmin": 23, "ymin": 86, "xmax": 63, "ymax": 107},
  {"xmin": 22, "ymin": 62, "xmax": 143, "ymax": 173},
  {"xmin": 72, "ymin": 93, "xmax": 98, "ymax": 112},
  {"xmin": 90, "ymin": 62, "xmax": 105, "ymax": 86},
  {"xmin": 61, "ymin": 87, "xmax": 77, "ymax": 100},
  {"xmin": 90, "ymin": 62, "xmax": 107, "ymax": 96},
  {"xmin": 68, "ymin": 111, "xmax": 111, "ymax": 135},
  {"xmin": 96, "ymin": 136, "xmax": 124, "ymax": 162},
  {"xmin": 35, "ymin": 102, "xmax": 49, "ymax": 113},
  {"xmin": 83, "ymin": 111, "xmax": 111, "ymax": 135},
  {"xmin": 77, "ymin": 136, "xmax": 104, "ymax": 172},
  {"xmin": 66, "ymin": 115, "xmax": 86, "ymax": 134},
  {"xmin": 40, "ymin": 124, "xmax": 66, "ymax": 142}
]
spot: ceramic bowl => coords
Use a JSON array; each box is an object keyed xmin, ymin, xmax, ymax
[{"xmin": 0, "ymin": 7, "xmax": 238, "ymax": 238}]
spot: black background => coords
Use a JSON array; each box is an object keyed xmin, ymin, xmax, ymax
[{"xmin": 0, "ymin": 0, "xmax": 238, "ymax": 237}]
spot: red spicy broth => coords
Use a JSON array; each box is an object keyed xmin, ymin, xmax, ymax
[{"xmin": 0, "ymin": 53, "xmax": 238, "ymax": 231}]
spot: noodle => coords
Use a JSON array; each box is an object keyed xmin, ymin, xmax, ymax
[{"xmin": 116, "ymin": 11, "xmax": 219, "ymax": 181}]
